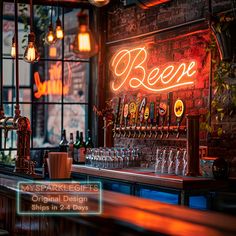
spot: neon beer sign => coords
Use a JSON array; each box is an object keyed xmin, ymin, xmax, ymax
[
  {"xmin": 34, "ymin": 62, "xmax": 71, "ymax": 99},
  {"xmin": 110, "ymin": 47, "xmax": 197, "ymax": 93}
]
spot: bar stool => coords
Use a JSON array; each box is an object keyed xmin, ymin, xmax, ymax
[{"xmin": 0, "ymin": 229, "xmax": 9, "ymax": 235}]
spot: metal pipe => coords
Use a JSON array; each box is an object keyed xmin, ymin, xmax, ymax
[
  {"xmin": 14, "ymin": 0, "xmax": 20, "ymax": 118},
  {"xmin": 106, "ymin": 18, "xmax": 206, "ymax": 45},
  {"xmin": 30, "ymin": 0, "xmax": 33, "ymax": 31}
]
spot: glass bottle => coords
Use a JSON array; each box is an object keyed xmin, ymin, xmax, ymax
[
  {"xmin": 85, "ymin": 129, "xmax": 93, "ymax": 165},
  {"xmin": 78, "ymin": 132, "xmax": 86, "ymax": 164},
  {"xmin": 68, "ymin": 133, "xmax": 74, "ymax": 159},
  {"xmin": 42, "ymin": 150, "xmax": 49, "ymax": 178},
  {"xmin": 59, "ymin": 129, "xmax": 68, "ymax": 152},
  {"xmin": 73, "ymin": 130, "xmax": 80, "ymax": 164},
  {"xmin": 85, "ymin": 129, "xmax": 94, "ymax": 148}
]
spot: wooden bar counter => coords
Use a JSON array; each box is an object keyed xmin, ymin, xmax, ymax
[{"xmin": 0, "ymin": 173, "xmax": 236, "ymax": 236}]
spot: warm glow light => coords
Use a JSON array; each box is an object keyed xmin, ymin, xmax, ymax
[
  {"xmin": 78, "ymin": 33, "xmax": 91, "ymax": 52},
  {"xmin": 24, "ymin": 32, "xmax": 39, "ymax": 63},
  {"xmin": 88, "ymin": 0, "xmax": 110, "ymax": 7},
  {"xmin": 46, "ymin": 24, "xmax": 56, "ymax": 45},
  {"xmin": 25, "ymin": 43, "xmax": 36, "ymax": 61},
  {"xmin": 47, "ymin": 32, "xmax": 55, "ymax": 44},
  {"xmin": 56, "ymin": 17, "xmax": 64, "ymax": 39},
  {"xmin": 11, "ymin": 43, "xmax": 16, "ymax": 58},
  {"xmin": 49, "ymin": 46, "xmax": 57, "ymax": 58},
  {"xmin": 72, "ymin": 12, "xmax": 98, "ymax": 59},
  {"xmin": 34, "ymin": 62, "xmax": 72, "ymax": 98},
  {"xmin": 56, "ymin": 26, "xmax": 64, "ymax": 39},
  {"xmin": 109, "ymin": 47, "xmax": 197, "ymax": 93}
]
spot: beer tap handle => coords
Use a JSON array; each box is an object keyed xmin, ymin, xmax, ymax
[
  {"xmin": 143, "ymin": 129, "xmax": 147, "ymax": 138},
  {"xmin": 154, "ymin": 129, "xmax": 158, "ymax": 139},
  {"xmin": 173, "ymin": 99, "xmax": 185, "ymax": 139},
  {"xmin": 138, "ymin": 129, "xmax": 141, "ymax": 138},
  {"xmin": 113, "ymin": 125, "xmax": 116, "ymax": 138},
  {"xmin": 176, "ymin": 125, "xmax": 180, "ymax": 138},
  {"xmin": 118, "ymin": 128, "xmax": 121, "ymax": 138},
  {"xmin": 148, "ymin": 125, "xmax": 152, "ymax": 138}
]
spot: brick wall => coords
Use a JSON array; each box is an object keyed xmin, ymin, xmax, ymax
[{"xmin": 103, "ymin": 0, "xmax": 236, "ymax": 176}]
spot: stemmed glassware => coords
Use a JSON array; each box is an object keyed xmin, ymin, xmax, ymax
[
  {"xmin": 154, "ymin": 146, "xmax": 187, "ymax": 176},
  {"xmin": 85, "ymin": 147, "xmax": 140, "ymax": 169}
]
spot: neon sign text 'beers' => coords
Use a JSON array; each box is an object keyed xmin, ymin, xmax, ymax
[{"xmin": 110, "ymin": 47, "xmax": 197, "ymax": 93}]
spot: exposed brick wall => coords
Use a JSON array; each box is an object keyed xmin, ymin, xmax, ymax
[{"xmin": 103, "ymin": 0, "xmax": 236, "ymax": 176}]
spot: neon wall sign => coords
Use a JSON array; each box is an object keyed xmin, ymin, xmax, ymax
[
  {"xmin": 109, "ymin": 47, "xmax": 197, "ymax": 93},
  {"xmin": 34, "ymin": 62, "xmax": 72, "ymax": 99}
]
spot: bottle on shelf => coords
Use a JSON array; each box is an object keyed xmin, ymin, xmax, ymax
[
  {"xmin": 59, "ymin": 129, "xmax": 68, "ymax": 152},
  {"xmin": 77, "ymin": 132, "xmax": 86, "ymax": 164},
  {"xmin": 73, "ymin": 130, "xmax": 80, "ymax": 164},
  {"xmin": 85, "ymin": 129, "xmax": 94, "ymax": 148},
  {"xmin": 42, "ymin": 150, "xmax": 49, "ymax": 178},
  {"xmin": 85, "ymin": 129, "xmax": 94, "ymax": 165},
  {"xmin": 68, "ymin": 133, "xmax": 74, "ymax": 159}
]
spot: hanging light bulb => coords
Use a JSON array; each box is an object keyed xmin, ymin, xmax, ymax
[
  {"xmin": 46, "ymin": 23, "xmax": 56, "ymax": 44},
  {"xmin": 24, "ymin": 0, "xmax": 39, "ymax": 63},
  {"xmin": 72, "ymin": 12, "xmax": 98, "ymax": 59},
  {"xmin": 11, "ymin": 36, "xmax": 16, "ymax": 58},
  {"xmin": 56, "ymin": 17, "xmax": 64, "ymax": 39},
  {"xmin": 88, "ymin": 0, "xmax": 110, "ymax": 7},
  {"xmin": 23, "ymin": 32, "xmax": 40, "ymax": 63}
]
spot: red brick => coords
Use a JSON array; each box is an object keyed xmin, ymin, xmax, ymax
[
  {"xmin": 199, "ymin": 108, "xmax": 208, "ymax": 115},
  {"xmin": 195, "ymin": 78, "xmax": 205, "ymax": 89},
  {"xmin": 185, "ymin": 100, "xmax": 193, "ymax": 109},
  {"xmin": 193, "ymin": 90, "xmax": 202, "ymax": 98},
  {"xmin": 202, "ymin": 89, "xmax": 209, "ymax": 97},
  {"xmin": 185, "ymin": 91, "xmax": 193, "ymax": 99},
  {"xmin": 194, "ymin": 98, "xmax": 203, "ymax": 107},
  {"xmin": 173, "ymin": 41, "xmax": 180, "ymax": 49}
]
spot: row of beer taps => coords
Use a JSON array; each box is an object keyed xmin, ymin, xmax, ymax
[
  {"xmin": 112, "ymin": 93, "xmax": 186, "ymax": 140},
  {"xmin": 113, "ymin": 124, "xmax": 186, "ymax": 139}
]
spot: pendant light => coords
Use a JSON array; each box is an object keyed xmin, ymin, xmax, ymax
[
  {"xmin": 55, "ymin": 5, "xmax": 64, "ymax": 40},
  {"xmin": 88, "ymin": 0, "xmax": 110, "ymax": 7},
  {"xmin": 23, "ymin": 0, "xmax": 39, "ymax": 63},
  {"xmin": 11, "ymin": 36, "xmax": 16, "ymax": 58},
  {"xmin": 45, "ymin": 6, "xmax": 56, "ymax": 44},
  {"xmin": 72, "ymin": 11, "xmax": 98, "ymax": 59}
]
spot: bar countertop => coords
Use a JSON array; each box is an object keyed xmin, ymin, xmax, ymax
[
  {"xmin": 72, "ymin": 165, "xmax": 228, "ymax": 190},
  {"xmin": 0, "ymin": 173, "xmax": 236, "ymax": 236}
]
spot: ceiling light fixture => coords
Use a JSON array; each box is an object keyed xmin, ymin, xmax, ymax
[
  {"xmin": 46, "ymin": 7, "xmax": 56, "ymax": 44},
  {"xmin": 23, "ymin": 0, "xmax": 39, "ymax": 63},
  {"xmin": 72, "ymin": 11, "xmax": 98, "ymax": 59},
  {"xmin": 88, "ymin": 0, "xmax": 110, "ymax": 7}
]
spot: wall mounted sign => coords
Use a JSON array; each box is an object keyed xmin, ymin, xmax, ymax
[
  {"xmin": 174, "ymin": 99, "xmax": 184, "ymax": 118},
  {"xmin": 34, "ymin": 62, "xmax": 72, "ymax": 99},
  {"xmin": 109, "ymin": 47, "xmax": 197, "ymax": 93}
]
